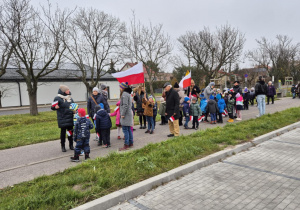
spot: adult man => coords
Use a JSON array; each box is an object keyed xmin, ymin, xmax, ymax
[
  {"xmin": 186, "ymin": 79, "xmax": 201, "ymax": 98},
  {"xmin": 163, "ymin": 82, "xmax": 180, "ymax": 137},
  {"xmin": 255, "ymin": 76, "xmax": 268, "ymax": 117}
]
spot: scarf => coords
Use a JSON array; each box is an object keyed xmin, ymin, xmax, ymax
[{"xmin": 58, "ymin": 94, "xmax": 72, "ymax": 102}]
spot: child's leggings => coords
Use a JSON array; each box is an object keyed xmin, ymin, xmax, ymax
[{"xmin": 117, "ymin": 126, "xmax": 121, "ymax": 136}]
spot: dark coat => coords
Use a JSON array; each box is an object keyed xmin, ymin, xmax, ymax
[
  {"xmin": 51, "ymin": 89, "xmax": 74, "ymax": 128},
  {"xmin": 96, "ymin": 109, "xmax": 112, "ymax": 131},
  {"xmin": 291, "ymin": 86, "xmax": 296, "ymax": 93},
  {"xmin": 165, "ymin": 88, "xmax": 180, "ymax": 119},
  {"xmin": 87, "ymin": 94, "xmax": 102, "ymax": 117},
  {"xmin": 243, "ymin": 92, "xmax": 250, "ymax": 101},
  {"xmin": 134, "ymin": 91, "xmax": 148, "ymax": 113},
  {"xmin": 73, "ymin": 117, "xmax": 94, "ymax": 140},
  {"xmin": 187, "ymin": 85, "xmax": 201, "ymax": 97},
  {"xmin": 153, "ymin": 101, "xmax": 158, "ymax": 116},
  {"xmin": 182, "ymin": 101, "xmax": 190, "ymax": 117},
  {"xmin": 233, "ymin": 85, "xmax": 242, "ymax": 97},
  {"xmin": 255, "ymin": 81, "xmax": 268, "ymax": 96},
  {"xmin": 206, "ymin": 100, "xmax": 219, "ymax": 114},
  {"xmin": 267, "ymin": 85, "xmax": 276, "ymax": 96}
]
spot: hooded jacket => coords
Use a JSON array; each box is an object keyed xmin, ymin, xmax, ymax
[
  {"xmin": 158, "ymin": 101, "xmax": 166, "ymax": 116},
  {"xmin": 206, "ymin": 100, "xmax": 219, "ymax": 114},
  {"xmin": 255, "ymin": 80, "xmax": 268, "ymax": 96},
  {"xmin": 204, "ymin": 82, "xmax": 215, "ymax": 100},
  {"xmin": 217, "ymin": 98, "xmax": 226, "ymax": 113},
  {"xmin": 190, "ymin": 102, "xmax": 202, "ymax": 116},
  {"xmin": 110, "ymin": 101, "xmax": 121, "ymax": 125},
  {"xmin": 96, "ymin": 109, "xmax": 112, "ymax": 131},
  {"xmin": 227, "ymin": 97, "xmax": 235, "ymax": 113},
  {"xmin": 51, "ymin": 89, "xmax": 74, "ymax": 128},
  {"xmin": 142, "ymin": 98, "xmax": 154, "ymax": 117},
  {"xmin": 73, "ymin": 117, "xmax": 94, "ymax": 140},
  {"xmin": 182, "ymin": 101, "xmax": 190, "ymax": 117},
  {"xmin": 200, "ymin": 98, "xmax": 208, "ymax": 113},
  {"xmin": 120, "ymin": 87, "xmax": 133, "ymax": 126}
]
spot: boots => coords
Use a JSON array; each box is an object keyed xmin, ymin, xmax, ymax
[
  {"xmin": 85, "ymin": 153, "xmax": 90, "ymax": 160},
  {"xmin": 69, "ymin": 142, "xmax": 74, "ymax": 150},
  {"xmin": 61, "ymin": 145, "xmax": 66, "ymax": 152},
  {"xmin": 119, "ymin": 144, "xmax": 129, "ymax": 151},
  {"xmin": 70, "ymin": 155, "xmax": 79, "ymax": 162}
]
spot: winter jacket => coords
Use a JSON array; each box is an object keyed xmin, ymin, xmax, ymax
[
  {"xmin": 187, "ymin": 85, "xmax": 201, "ymax": 98},
  {"xmin": 204, "ymin": 83, "xmax": 215, "ymax": 100},
  {"xmin": 96, "ymin": 109, "xmax": 112, "ymax": 131},
  {"xmin": 236, "ymin": 95, "xmax": 243, "ymax": 106},
  {"xmin": 233, "ymin": 85, "xmax": 242, "ymax": 97},
  {"xmin": 227, "ymin": 97, "xmax": 235, "ymax": 113},
  {"xmin": 174, "ymin": 87, "xmax": 185, "ymax": 104},
  {"xmin": 267, "ymin": 85, "xmax": 276, "ymax": 96},
  {"xmin": 190, "ymin": 102, "xmax": 202, "ymax": 117},
  {"xmin": 120, "ymin": 87, "xmax": 133, "ymax": 126},
  {"xmin": 206, "ymin": 100, "xmax": 219, "ymax": 114},
  {"xmin": 200, "ymin": 98, "xmax": 208, "ymax": 113},
  {"xmin": 110, "ymin": 101, "xmax": 120, "ymax": 125},
  {"xmin": 182, "ymin": 101, "xmax": 190, "ymax": 117},
  {"xmin": 87, "ymin": 93, "xmax": 110, "ymax": 117},
  {"xmin": 291, "ymin": 86, "xmax": 296, "ymax": 93},
  {"xmin": 255, "ymin": 81, "xmax": 268, "ymax": 96},
  {"xmin": 158, "ymin": 102, "xmax": 166, "ymax": 116},
  {"xmin": 73, "ymin": 117, "xmax": 94, "ymax": 140},
  {"xmin": 153, "ymin": 101, "xmax": 158, "ymax": 116},
  {"xmin": 243, "ymin": 92, "xmax": 250, "ymax": 101},
  {"xmin": 134, "ymin": 91, "xmax": 148, "ymax": 113},
  {"xmin": 165, "ymin": 88, "xmax": 180, "ymax": 119},
  {"xmin": 250, "ymin": 91, "xmax": 256, "ymax": 100},
  {"xmin": 142, "ymin": 98, "xmax": 154, "ymax": 117},
  {"xmin": 51, "ymin": 89, "xmax": 74, "ymax": 128},
  {"xmin": 217, "ymin": 98, "xmax": 226, "ymax": 113}
]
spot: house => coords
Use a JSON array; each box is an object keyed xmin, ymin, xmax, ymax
[{"xmin": 0, "ymin": 63, "xmax": 119, "ymax": 108}]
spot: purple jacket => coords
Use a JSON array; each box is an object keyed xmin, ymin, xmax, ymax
[{"xmin": 267, "ymin": 85, "xmax": 276, "ymax": 96}]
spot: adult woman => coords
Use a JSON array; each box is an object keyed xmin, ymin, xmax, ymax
[
  {"xmin": 51, "ymin": 85, "xmax": 75, "ymax": 152},
  {"xmin": 119, "ymin": 82, "xmax": 133, "ymax": 151},
  {"xmin": 133, "ymin": 85, "xmax": 147, "ymax": 129},
  {"xmin": 267, "ymin": 81, "xmax": 276, "ymax": 105}
]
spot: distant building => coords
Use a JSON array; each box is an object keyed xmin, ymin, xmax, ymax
[{"xmin": 0, "ymin": 63, "xmax": 119, "ymax": 107}]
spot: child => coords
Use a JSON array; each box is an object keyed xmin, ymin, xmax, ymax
[
  {"xmin": 206, "ymin": 95, "xmax": 219, "ymax": 124},
  {"xmin": 291, "ymin": 84, "xmax": 296, "ymax": 99},
  {"xmin": 71, "ymin": 108, "xmax": 94, "ymax": 162},
  {"xmin": 109, "ymin": 101, "xmax": 122, "ymax": 140},
  {"xmin": 227, "ymin": 92, "xmax": 235, "ymax": 123},
  {"xmin": 216, "ymin": 94, "xmax": 226, "ymax": 123},
  {"xmin": 96, "ymin": 103, "xmax": 112, "ymax": 148},
  {"xmin": 158, "ymin": 97, "xmax": 167, "ymax": 125},
  {"xmin": 182, "ymin": 96, "xmax": 191, "ymax": 129},
  {"xmin": 235, "ymin": 93, "xmax": 243, "ymax": 121},
  {"xmin": 200, "ymin": 95, "xmax": 208, "ymax": 122},
  {"xmin": 143, "ymin": 95, "xmax": 155, "ymax": 134},
  {"xmin": 243, "ymin": 87, "xmax": 250, "ymax": 110},
  {"xmin": 190, "ymin": 96, "xmax": 202, "ymax": 129}
]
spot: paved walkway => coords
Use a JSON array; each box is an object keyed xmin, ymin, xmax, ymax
[
  {"xmin": 0, "ymin": 97, "xmax": 299, "ymax": 189},
  {"xmin": 109, "ymin": 127, "xmax": 300, "ymax": 210}
]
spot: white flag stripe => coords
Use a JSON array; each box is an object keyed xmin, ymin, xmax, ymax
[{"xmin": 112, "ymin": 62, "xmax": 143, "ymax": 78}]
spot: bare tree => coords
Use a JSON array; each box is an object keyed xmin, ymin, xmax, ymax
[
  {"xmin": 121, "ymin": 15, "xmax": 173, "ymax": 96},
  {"xmin": 65, "ymin": 8, "xmax": 126, "ymax": 95},
  {"xmin": 178, "ymin": 25, "xmax": 245, "ymax": 85},
  {"xmin": 247, "ymin": 35, "xmax": 300, "ymax": 83},
  {"xmin": 0, "ymin": 0, "xmax": 71, "ymax": 115}
]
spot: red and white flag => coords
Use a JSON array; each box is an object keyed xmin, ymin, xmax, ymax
[
  {"xmin": 85, "ymin": 115, "xmax": 89, "ymax": 119},
  {"xmin": 114, "ymin": 106, "xmax": 120, "ymax": 112},
  {"xmin": 66, "ymin": 130, "xmax": 72, "ymax": 136},
  {"xmin": 112, "ymin": 62, "xmax": 144, "ymax": 85},
  {"xmin": 179, "ymin": 71, "xmax": 191, "ymax": 88},
  {"xmin": 198, "ymin": 115, "xmax": 205, "ymax": 122},
  {"xmin": 169, "ymin": 116, "xmax": 175, "ymax": 122},
  {"xmin": 224, "ymin": 109, "xmax": 228, "ymax": 116},
  {"xmin": 52, "ymin": 101, "xmax": 58, "ymax": 107},
  {"xmin": 222, "ymin": 113, "xmax": 226, "ymax": 117},
  {"xmin": 189, "ymin": 116, "xmax": 193, "ymax": 121},
  {"xmin": 93, "ymin": 114, "xmax": 97, "ymax": 120},
  {"xmin": 97, "ymin": 133, "xmax": 100, "ymax": 138}
]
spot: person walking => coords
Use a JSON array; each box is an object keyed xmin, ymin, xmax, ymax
[
  {"xmin": 203, "ymin": 82, "xmax": 215, "ymax": 100},
  {"xmin": 51, "ymin": 85, "xmax": 75, "ymax": 152},
  {"xmin": 255, "ymin": 76, "xmax": 268, "ymax": 117},
  {"xmin": 266, "ymin": 81, "xmax": 276, "ymax": 105},
  {"xmin": 164, "ymin": 82, "xmax": 180, "ymax": 137}
]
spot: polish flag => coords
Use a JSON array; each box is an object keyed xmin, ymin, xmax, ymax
[
  {"xmin": 97, "ymin": 133, "xmax": 100, "ymax": 138},
  {"xmin": 189, "ymin": 116, "xmax": 193, "ymax": 121},
  {"xmin": 222, "ymin": 113, "xmax": 226, "ymax": 117},
  {"xmin": 198, "ymin": 115, "xmax": 205, "ymax": 122},
  {"xmin": 112, "ymin": 62, "xmax": 144, "ymax": 85},
  {"xmin": 224, "ymin": 109, "xmax": 228, "ymax": 116},
  {"xmin": 179, "ymin": 71, "xmax": 191, "ymax": 88},
  {"xmin": 93, "ymin": 114, "xmax": 97, "ymax": 120},
  {"xmin": 169, "ymin": 116, "xmax": 175, "ymax": 122},
  {"xmin": 52, "ymin": 101, "xmax": 58, "ymax": 107},
  {"xmin": 85, "ymin": 115, "xmax": 89, "ymax": 119},
  {"xmin": 114, "ymin": 106, "xmax": 120, "ymax": 112},
  {"xmin": 66, "ymin": 130, "xmax": 72, "ymax": 136}
]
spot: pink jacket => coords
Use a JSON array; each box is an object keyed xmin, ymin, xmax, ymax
[{"xmin": 110, "ymin": 101, "xmax": 121, "ymax": 125}]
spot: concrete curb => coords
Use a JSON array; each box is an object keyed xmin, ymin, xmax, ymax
[{"xmin": 72, "ymin": 121, "xmax": 300, "ymax": 210}]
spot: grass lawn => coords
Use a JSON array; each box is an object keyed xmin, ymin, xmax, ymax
[
  {"xmin": 1, "ymin": 106, "xmax": 300, "ymax": 210},
  {"xmin": 0, "ymin": 105, "xmax": 162, "ymax": 150}
]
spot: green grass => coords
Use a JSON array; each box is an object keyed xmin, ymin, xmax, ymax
[
  {"xmin": 1, "ymin": 106, "xmax": 300, "ymax": 210},
  {"xmin": 0, "ymin": 105, "xmax": 148, "ymax": 150}
]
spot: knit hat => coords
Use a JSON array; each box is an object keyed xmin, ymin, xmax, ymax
[
  {"xmin": 199, "ymin": 93, "xmax": 204, "ymax": 98},
  {"xmin": 163, "ymin": 82, "xmax": 171, "ymax": 88},
  {"xmin": 234, "ymin": 81, "xmax": 240, "ymax": 84},
  {"xmin": 251, "ymin": 87, "xmax": 255, "ymax": 91},
  {"xmin": 209, "ymin": 95, "xmax": 215, "ymax": 100},
  {"xmin": 99, "ymin": 103, "xmax": 104, "ymax": 109},
  {"xmin": 119, "ymin": 82, "xmax": 129, "ymax": 89},
  {"xmin": 148, "ymin": 95, "xmax": 153, "ymax": 99},
  {"xmin": 77, "ymin": 108, "xmax": 86, "ymax": 117},
  {"xmin": 216, "ymin": 94, "xmax": 221, "ymax": 100},
  {"xmin": 209, "ymin": 82, "xmax": 215, "ymax": 87},
  {"xmin": 174, "ymin": 82, "xmax": 179, "ymax": 88},
  {"xmin": 160, "ymin": 98, "xmax": 165, "ymax": 102},
  {"xmin": 236, "ymin": 93, "xmax": 241, "ymax": 98},
  {"xmin": 93, "ymin": 87, "xmax": 99, "ymax": 92},
  {"xmin": 59, "ymin": 85, "xmax": 69, "ymax": 93},
  {"xmin": 101, "ymin": 84, "xmax": 107, "ymax": 90},
  {"xmin": 244, "ymin": 87, "xmax": 248, "ymax": 92},
  {"xmin": 184, "ymin": 96, "xmax": 190, "ymax": 102},
  {"xmin": 69, "ymin": 103, "xmax": 79, "ymax": 111}
]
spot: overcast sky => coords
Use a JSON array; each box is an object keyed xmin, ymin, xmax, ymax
[{"xmin": 32, "ymin": 0, "xmax": 300, "ymax": 70}]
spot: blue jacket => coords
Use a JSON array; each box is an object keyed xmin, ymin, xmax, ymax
[
  {"xmin": 96, "ymin": 109, "xmax": 112, "ymax": 131},
  {"xmin": 217, "ymin": 98, "xmax": 226, "ymax": 113},
  {"xmin": 73, "ymin": 117, "xmax": 94, "ymax": 140},
  {"xmin": 182, "ymin": 101, "xmax": 190, "ymax": 117},
  {"xmin": 200, "ymin": 98, "xmax": 208, "ymax": 113}
]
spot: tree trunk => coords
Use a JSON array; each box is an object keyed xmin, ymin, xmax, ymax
[
  {"xmin": 0, "ymin": 91, "xmax": 2, "ymax": 108},
  {"xmin": 28, "ymin": 90, "xmax": 38, "ymax": 116},
  {"xmin": 149, "ymin": 81, "xmax": 154, "ymax": 99}
]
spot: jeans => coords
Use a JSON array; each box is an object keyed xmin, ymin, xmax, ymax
[
  {"xmin": 210, "ymin": 113, "xmax": 216, "ymax": 121},
  {"xmin": 184, "ymin": 116, "xmax": 189, "ymax": 127},
  {"xmin": 153, "ymin": 115, "xmax": 157, "ymax": 128},
  {"xmin": 146, "ymin": 116, "xmax": 154, "ymax": 131},
  {"xmin": 257, "ymin": 94, "xmax": 266, "ymax": 116},
  {"xmin": 293, "ymin": 93, "xmax": 295, "ymax": 98},
  {"xmin": 122, "ymin": 126, "xmax": 133, "ymax": 146}
]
